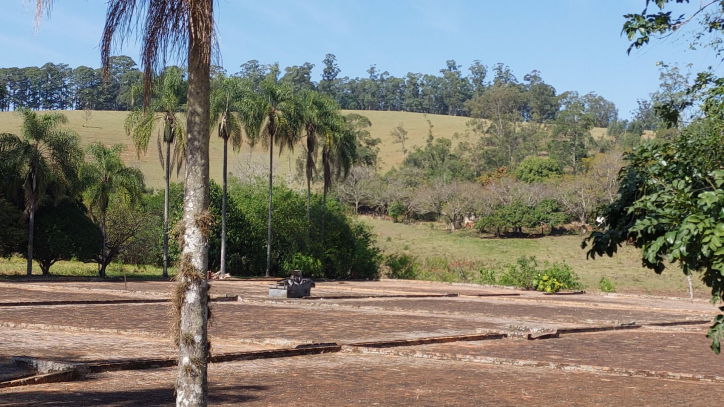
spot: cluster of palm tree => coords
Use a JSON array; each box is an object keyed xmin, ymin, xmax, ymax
[
  {"xmin": 126, "ymin": 68, "xmax": 357, "ymax": 278},
  {"xmin": 0, "ymin": 109, "xmax": 145, "ymax": 277},
  {"xmin": 226, "ymin": 74, "xmax": 356, "ymax": 277}
]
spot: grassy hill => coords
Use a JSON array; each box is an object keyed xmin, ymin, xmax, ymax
[{"xmin": 0, "ymin": 109, "xmax": 609, "ymax": 189}]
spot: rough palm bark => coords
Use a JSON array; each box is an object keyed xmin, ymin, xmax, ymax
[
  {"xmin": 306, "ymin": 132, "xmax": 314, "ymax": 221},
  {"xmin": 26, "ymin": 205, "xmax": 35, "ymax": 276},
  {"xmin": 175, "ymin": 2, "xmax": 213, "ymax": 404},
  {"xmin": 163, "ymin": 139, "xmax": 171, "ymax": 279},
  {"xmin": 33, "ymin": 1, "xmax": 216, "ymax": 405}
]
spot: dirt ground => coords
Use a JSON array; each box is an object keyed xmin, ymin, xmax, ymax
[{"xmin": 0, "ymin": 279, "xmax": 721, "ymax": 406}]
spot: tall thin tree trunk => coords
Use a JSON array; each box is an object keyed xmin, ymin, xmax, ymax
[
  {"xmin": 176, "ymin": 3, "xmax": 212, "ymax": 405},
  {"xmin": 220, "ymin": 136, "xmax": 228, "ymax": 277},
  {"xmin": 163, "ymin": 140, "xmax": 171, "ymax": 279},
  {"xmin": 322, "ymin": 189, "xmax": 327, "ymax": 244},
  {"xmin": 100, "ymin": 211, "xmax": 107, "ymax": 278},
  {"xmin": 27, "ymin": 206, "xmax": 34, "ymax": 276},
  {"xmin": 306, "ymin": 174, "xmax": 311, "ymax": 221},
  {"xmin": 266, "ymin": 138, "xmax": 274, "ymax": 277}
]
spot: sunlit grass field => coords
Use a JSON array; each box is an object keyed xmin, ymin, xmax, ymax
[
  {"xmin": 0, "ymin": 256, "xmax": 171, "ymax": 279},
  {"xmin": 360, "ymin": 216, "xmax": 708, "ymax": 297},
  {"xmin": 0, "ymin": 217, "xmax": 708, "ymax": 299},
  {"xmin": 0, "ymin": 109, "xmax": 472, "ymax": 189},
  {"xmin": 0, "ymin": 109, "xmax": 612, "ymax": 189}
]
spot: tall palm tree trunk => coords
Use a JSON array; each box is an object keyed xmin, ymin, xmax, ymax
[
  {"xmin": 26, "ymin": 206, "xmax": 34, "ymax": 276},
  {"xmin": 163, "ymin": 140, "xmax": 171, "ymax": 279},
  {"xmin": 322, "ymin": 189, "xmax": 327, "ymax": 244},
  {"xmin": 176, "ymin": 4, "xmax": 212, "ymax": 404},
  {"xmin": 306, "ymin": 174, "xmax": 311, "ymax": 222},
  {"xmin": 266, "ymin": 138, "xmax": 274, "ymax": 277},
  {"xmin": 220, "ymin": 136, "xmax": 228, "ymax": 277},
  {"xmin": 100, "ymin": 211, "xmax": 107, "ymax": 278}
]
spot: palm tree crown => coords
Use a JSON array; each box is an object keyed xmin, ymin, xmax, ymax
[
  {"xmin": 299, "ymin": 90, "xmax": 339, "ymax": 221},
  {"xmin": 125, "ymin": 66, "xmax": 187, "ymax": 174}
]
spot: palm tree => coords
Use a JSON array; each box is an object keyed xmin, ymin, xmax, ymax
[
  {"xmin": 0, "ymin": 109, "xmax": 83, "ymax": 276},
  {"xmin": 239, "ymin": 76, "xmax": 303, "ymax": 277},
  {"xmin": 210, "ymin": 76, "xmax": 243, "ymax": 277},
  {"xmin": 299, "ymin": 90, "xmax": 339, "ymax": 221},
  {"xmin": 321, "ymin": 118, "xmax": 357, "ymax": 242},
  {"xmin": 83, "ymin": 142, "xmax": 144, "ymax": 278},
  {"xmin": 36, "ymin": 1, "xmax": 217, "ymax": 404},
  {"xmin": 125, "ymin": 66, "xmax": 186, "ymax": 279}
]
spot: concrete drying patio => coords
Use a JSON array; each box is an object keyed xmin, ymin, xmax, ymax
[{"xmin": 0, "ymin": 279, "xmax": 720, "ymax": 406}]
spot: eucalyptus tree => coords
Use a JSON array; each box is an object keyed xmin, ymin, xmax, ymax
[
  {"xmin": 82, "ymin": 142, "xmax": 144, "ymax": 278},
  {"xmin": 238, "ymin": 76, "xmax": 303, "ymax": 276},
  {"xmin": 321, "ymin": 118, "xmax": 356, "ymax": 241},
  {"xmin": 299, "ymin": 90, "xmax": 339, "ymax": 221},
  {"xmin": 35, "ymin": 0, "xmax": 218, "ymax": 404},
  {"xmin": 210, "ymin": 76, "xmax": 243, "ymax": 277},
  {"xmin": 124, "ymin": 66, "xmax": 186, "ymax": 279},
  {"xmin": 0, "ymin": 109, "xmax": 83, "ymax": 276}
]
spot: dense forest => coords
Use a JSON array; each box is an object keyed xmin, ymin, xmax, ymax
[{"xmin": 0, "ymin": 54, "xmax": 622, "ymax": 123}]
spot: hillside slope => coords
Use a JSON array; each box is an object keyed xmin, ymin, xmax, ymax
[{"xmin": 0, "ymin": 109, "xmax": 607, "ymax": 188}]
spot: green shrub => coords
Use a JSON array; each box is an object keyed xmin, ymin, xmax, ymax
[
  {"xmin": 388, "ymin": 201, "xmax": 406, "ymax": 222},
  {"xmin": 533, "ymin": 261, "xmax": 582, "ymax": 292},
  {"xmin": 384, "ymin": 253, "xmax": 419, "ymax": 279},
  {"xmin": 157, "ymin": 177, "xmax": 385, "ymax": 279},
  {"xmin": 533, "ymin": 273, "xmax": 567, "ymax": 293},
  {"xmin": 599, "ymin": 277, "xmax": 616, "ymax": 293},
  {"xmin": 478, "ymin": 268, "xmax": 497, "ymax": 285},
  {"xmin": 497, "ymin": 256, "xmax": 539, "ymax": 289},
  {"xmin": 497, "ymin": 256, "xmax": 582, "ymax": 292},
  {"xmin": 283, "ymin": 253, "xmax": 323, "ymax": 278}
]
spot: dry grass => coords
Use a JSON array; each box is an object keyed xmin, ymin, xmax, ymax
[
  {"xmin": 0, "ymin": 256, "xmax": 170, "ymax": 279},
  {"xmin": 362, "ymin": 216, "xmax": 709, "ymax": 297},
  {"xmin": 0, "ymin": 109, "xmax": 611, "ymax": 188}
]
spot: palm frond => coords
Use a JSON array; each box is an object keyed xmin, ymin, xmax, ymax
[
  {"xmin": 125, "ymin": 108, "xmax": 156, "ymax": 158},
  {"xmin": 100, "ymin": 0, "xmax": 217, "ymax": 109}
]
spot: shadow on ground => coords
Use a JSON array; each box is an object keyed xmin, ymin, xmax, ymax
[{"xmin": 0, "ymin": 384, "xmax": 267, "ymax": 406}]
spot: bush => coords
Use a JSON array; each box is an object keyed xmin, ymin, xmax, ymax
[
  {"xmin": 283, "ymin": 253, "xmax": 323, "ymax": 278},
  {"xmin": 533, "ymin": 261, "xmax": 582, "ymax": 293},
  {"xmin": 498, "ymin": 256, "xmax": 539, "ymax": 289},
  {"xmin": 384, "ymin": 253, "xmax": 419, "ymax": 279},
  {"xmin": 227, "ymin": 178, "xmax": 381, "ymax": 279},
  {"xmin": 497, "ymin": 256, "xmax": 582, "ymax": 292},
  {"xmin": 478, "ymin": 268, "xmax": 497, "ymax": 285},
  {"xmin": 0, "ymin": 198, "xmax": 25, "ymax": 258},
  {"xmin": 388, "ymin": 201, "xmax": 406, "ymax": 222},
  {"xmin": 599, "ymin": 277, "xmax": 616, "ymax": 293}
]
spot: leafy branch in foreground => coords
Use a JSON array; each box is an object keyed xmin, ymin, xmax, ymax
[{"xmin": 584, "ymin": 118, "xmax": 724, "ymax": 353}]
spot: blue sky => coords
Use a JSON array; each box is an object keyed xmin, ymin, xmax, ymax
[{"xmin": 0, "ymin": 1, "xmax": 715, "ymax": 118}]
